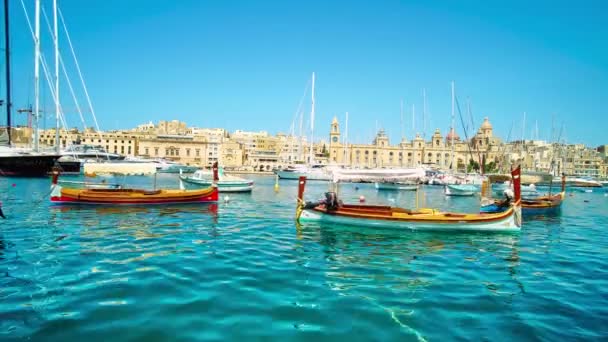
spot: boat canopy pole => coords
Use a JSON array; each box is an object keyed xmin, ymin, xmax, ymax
[
  {"xmin": 450, "ymin": 81, "xmax": 455, "ymax": 170},
  {"xmin": 33, "ymin": 0, "xmax": 40, "ymax": 151},
  {"xmin": 53, "ymin": 0, "xmax": 60, "ymax": 153},
  {"xmin": 4, "ymin": 0, "xmax": 12, "ymax": 145},
  {"xmin": 308, "ymin": 72, "xmax": 315, "ymax": 165}
]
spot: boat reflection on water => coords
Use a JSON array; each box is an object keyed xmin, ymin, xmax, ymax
[
  {"xmin": 49, "ymin": 203, "xmax": 220, "ymax": 230},
  {"xmin": 51, "ymin": 203, "xmax": 218, "ymax": 216}
]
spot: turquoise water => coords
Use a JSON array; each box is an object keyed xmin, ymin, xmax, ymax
[{"xmin": 1, "ymin": 175, "xmax": 607, "ymax": 341}]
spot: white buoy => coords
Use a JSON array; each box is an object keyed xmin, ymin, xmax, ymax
[
  {"xmin": 359, "ymin": 195, "xmax": 365, "ymax": 203},
  {"xmin": 224, "ymin": 195, "xmax": 230, "ymax": 203}
]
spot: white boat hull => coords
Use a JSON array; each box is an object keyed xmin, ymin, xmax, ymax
[
  {"xmin": 299, "ymin": 208, "xmax": 519, "ymax": 232},
  {"xmin": 374, "ymin": 182, "xmax": 418, "ymax": 191},
  {"xmin": 180, "ymin": 177, "xmax": 253, "ymax": 192},
  {"xmin": 445, "ymin": 185, "xmax": 478, "ymax": 196},
  {"xmin": 276, "ymin": 170, "xmax": 331, "ymax": 181}
]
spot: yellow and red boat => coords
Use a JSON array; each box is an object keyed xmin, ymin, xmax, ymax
[
  {"xmin": 483, "ymin": 174, "xmax": 565, "ymax": 214},
  {"xmin": 296, "ymin": 166, "xmax": 523, "ymax": 232},
  {"xmin": 50, "ymin": 164, "xmax": 219, "ymax": 205}
]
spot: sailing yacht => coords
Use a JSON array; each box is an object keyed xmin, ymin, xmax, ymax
[
  {"xmin": 0, "ymin": 0, "xmax": 60, "ymax": 176},
  {"xmin": 277, "ymin": 72, "xmax": 332, "ymax": 181}
]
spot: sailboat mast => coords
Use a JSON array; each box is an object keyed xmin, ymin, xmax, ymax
[
  {"xmin": 422, "ymin": 88, "xmax": 426, "ymax": 140},
  {"xmin": 4, "ymin": 0, "xmax": 11, "ymax": 145},
  {"xmin": 450, "ymin": 81, "xmax": 455, "ymax": 170},
  {"xmin": 343, "ymin": 111, "xmax": 348, "ymax": 165},
  {"xmin": 53, "ymin": 0, "xmax": 60, "ymax": 153},
  {"xmin": 298, "ymin": 109, "xmax": 303, "ymax": 161},
  {"xmin": 33, "ymin": 0, "xmax": 40, "ymax": 151},
  {"xmin": 308, "ymin": 72, "xmax": 315, "ymax": 164},
  {"xmin": 400, "ymin": 99, "xmax": 404, "ymax": 141},
  {"xmin": 411, "ymin": 104, "xmax": 415, "ymax": 137}
]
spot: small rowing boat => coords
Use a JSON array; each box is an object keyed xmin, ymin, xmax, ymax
[
  {"xmin": 482, "ymin": 174, "xmax": 565, "ymax": 214},
  {"xmin": 50, "ymin": 164, "xmax": 220, "ymax": 205},
  {"xmin": 296, "ymin": 166, "xmax": 523, "ymax": 232}
]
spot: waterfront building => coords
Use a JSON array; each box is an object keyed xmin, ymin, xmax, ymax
[
  {"xmin": 27, "ymin": 118, "xmax": 608, "ymax": 177},
  {"xmin": 327, "ymin": 116, "xmax": 502, "ymax": 171},
  {"xmin": 38, "ymin": 128, "xmax": 141, "ymax": 157},
  {"xmin": 137, "ymin": 134, "xmax": 211, "ymax": 166}
]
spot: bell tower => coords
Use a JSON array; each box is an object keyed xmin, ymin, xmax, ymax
[{"xmin": 330, "ymin": 117, "xmax": 340, "ymax": 146}]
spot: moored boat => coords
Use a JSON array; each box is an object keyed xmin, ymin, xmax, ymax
[
  {"xmin": 445, "ymin": 184, "xmax": 479, "ymax": 196},
  {"xmin": 277, "ymin": 164, "xmax": 331, "ymax": 181},
  {"xmin": 374, "ymin": 181, "xmax": 418, "ymax": 191},
  {"xmin": 180, "ymin": 168, "xmax": 253, "ymax": 192},
  {"xmin": 483, "ymin": 174, "xmax": 566, "ymax": 214},
  {"xmin": 296, "ymin": 166, "xmax": 523, "ymax": 232},
  {"xmin": 50, "ymin": 164, "xmax": 220, "ymax": 205}
]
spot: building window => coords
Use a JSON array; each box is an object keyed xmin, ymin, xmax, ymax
[
  {"xmin": 128, "ymin": 146, "xmax": 131, "ymax": 154},
  {"xmin": 196, "ymin": 149, "xmax": 200, "ymax": 156},
  {"xmin": 121, "ymin": 146, "xmax": 124, "ymax": 154},
  {"xmin": 186, "ymin": 149, "xmax": 190, "ymax": 156},
  {"xmin": 145, "ymin": 148, "xmax": 149, "ymax": 155},
  {"xmin": 155, "ymin": 148, "xmax": 159, "ymax": 156},
  {"xmin": 114, "ymin": 146, "xmax": 117, "ymax": 153}
]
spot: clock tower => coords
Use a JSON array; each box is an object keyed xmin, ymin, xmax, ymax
[{"xmin": 329, "ymin": 117, "xmax": 340, "ymax": 146}]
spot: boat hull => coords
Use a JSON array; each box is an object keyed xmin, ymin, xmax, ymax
[
  {"xmin": 51, "ymin": 186, "xmax": 219, "ymax": 205},
  {"xmin": 57, "ymin": 159, "xmax": 82, "ymax": 174},
  {"xmin": 445, "ymin": 185, "xmax": 477, "ymax": 196},
  {"xmin": 482, "ymin": 192, "xmax": 564, "ymax": 214},
  {"xmin": 180, "ymin": 177, "xmax": 254, "ymax": 192},
  {"xmin": 0, "ymin": 154, "xmax": 61, "ymax": 177},
  {"xmin": 299, "ymin": 207, "xmax": 519, "ymax": 232},
  {"xmin": 277, "ymin": 170, "xmax": 331, "ymax": 181},
  {"xmin": 374, "ymin": 182, "xmax": 418, "ymax": 191}
]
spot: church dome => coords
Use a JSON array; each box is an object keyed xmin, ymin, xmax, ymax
[
  {"xmin": 446, "ymin": 127, "xmax": 460, "ymax": 141},
  {"xmin": 481, "ymin": 117, "xmax": 492, "ymax": 130}
]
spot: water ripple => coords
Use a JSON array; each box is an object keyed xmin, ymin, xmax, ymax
[{"xmin": 0, "ymin": 175, "xmax": 607, "ymax": 340}]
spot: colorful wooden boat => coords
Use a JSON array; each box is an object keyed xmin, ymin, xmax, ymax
[
  {"xmin": 483, "ymin": 175, "xmax": 565, "ymax": 213},
  {"xmin": 50, "ymin": 164, "xmax": 219, "ymax": 205},
  {"xmin": 180, "ymin": 168, "xmax": 253, "ymax": 192},
  {"xmin": 296, "ymin": 167, "xmax": 523, "ymax": 232}
]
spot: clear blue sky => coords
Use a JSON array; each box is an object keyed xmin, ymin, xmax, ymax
[{"xmin": 6, "ymin": 0, "xmax": 608, "ymax": 147}]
